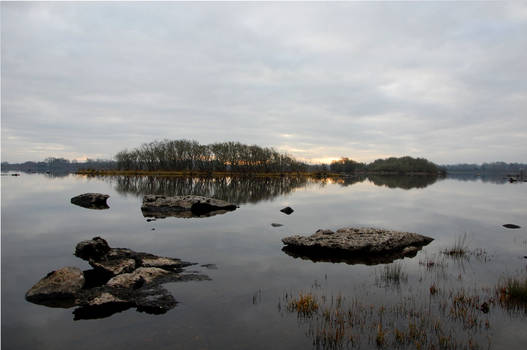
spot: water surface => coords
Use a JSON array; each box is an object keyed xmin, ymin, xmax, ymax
[{"xmin": 2, "ymin": 174, "xmax": 526, "ymax": 349}]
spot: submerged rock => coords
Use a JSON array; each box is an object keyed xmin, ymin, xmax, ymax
[
  {"xmin": 26, "ymin": 237, "xmax": 209, "ymax": 320},
  {"xmin": 503, "ymin": 224, "xmax": 521, "ymax": 229},
  {"xmin": 280, "ymin": 207, "xmax": 294, "ymax": 215},
  {"xmin": 282, "ymin": 227, "xmax": 433, "ymax": 264},
  {"xmin": 141, "ymin": 195, "xmax": 237, "ymax": 218},
  {"xmin": 271, "ymin": 223, "xmax": 284, "ymax": 227},
  {"xmin": 71, "ymin": 193, "xmax": 110, "ymax": 209}
]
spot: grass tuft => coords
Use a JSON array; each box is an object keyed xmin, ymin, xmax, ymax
[
  {"xmin": 442, "ymin": 232, "xmax": 469, "ymax": 257},
  {"xmin": 498, "ymin": 277, "xmax": 527, "ymax": 311}
]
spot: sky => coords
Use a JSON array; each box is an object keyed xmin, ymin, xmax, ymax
[{"xmin": 1, "ymin": 1, "xmax": 526, "ymax": 165}]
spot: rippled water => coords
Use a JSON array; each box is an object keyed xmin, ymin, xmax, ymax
[{"xmin": 1, "ymin": 173, "xmax": 526, "ymax": 349}]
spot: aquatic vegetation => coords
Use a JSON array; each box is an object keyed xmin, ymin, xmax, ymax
[
  {"xmin": 497, "ymin": 277, "xmax": 527, "ymax": 311},
  {"xmin": 377, "ymin": 262, "xmax": 408, "ymax": 287},
  {"xmin": 280, "ymin": 287, "xmax": 499, "ymax": 350},
  {"xmin": 442, "ymin": 233, "xmax": 469, "ymax": 258},
  {"xmin": 288, "ymin": 292, "xmax": 319, "ymax": 316}
]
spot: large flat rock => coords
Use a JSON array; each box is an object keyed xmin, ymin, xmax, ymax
[
  {"xmin": 141, "ymin": 195, "xmax": 237, "ymax": 218},
  {"xmin": 282, "ymin": 227, "xmax": 433, "ymax": 263}
]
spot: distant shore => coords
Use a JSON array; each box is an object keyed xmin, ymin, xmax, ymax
[{"xmin": 75, "ymin": 169, "xmax": 440, "ymax": 177}]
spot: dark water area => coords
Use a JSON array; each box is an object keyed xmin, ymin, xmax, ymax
[{"xmin": 2, "ymin": 173, "xmax": 526, "ymax": 349}]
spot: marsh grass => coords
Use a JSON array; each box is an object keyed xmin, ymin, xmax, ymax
[
  {"xmin": 376, "ymin": 262, "xmax": 408, "ymax": 288},
  {"xmin": 288, "ymin": 293, "xmax": 319, "ymax": 316},
  {"xmin": 280, "ymin": 287, "xmax": 499, "ymax": 350},
  {"xmin": 497, "ymin": 277, "xmax": 527, "ymax": 311},
  {"xmin": 442, "ymin": 232, "xmax": 470, "ymax": 258}
]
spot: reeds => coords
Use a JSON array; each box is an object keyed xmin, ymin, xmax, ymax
[
  {"xmin": 442, "ymin": 232, "xmax": 469, "ymax": 257},
  {"xmin": 497, "ymin": 277, "xmax": 527, "ymax": 311},
  {"xmin": 280, "ymin": 287, "xmax": 496, "ymax": 350}
]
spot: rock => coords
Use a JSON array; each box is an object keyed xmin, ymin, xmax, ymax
[
  {"xmin": 26, "ymin": 237, "xmax": 209, "ymax": 320},
  {"xmin": 25, "ymin": 267, "xmax": 85, "ymax": 306},
  {"xmin": 141, "ymin": 256, "xmax": 183, "ymax": 269},
  {"xmin": 271, "ymin": 223, "xmax": 284, "ymax": 227},
  {"xmin": 141, "ymin": 195, "xmax": 237, "ymax": 218},
  {"xmin": 280, "ymin": 207, "xmax": 294, "ymax": 215},
  {"xmin": 75, "ymin": 237, "xmax": 111, "ymax": 260},
  {"xmin": 87, "ymin": 292, "xmax": 128, "ymax": 306},
  {"xmin": 282, "ymin": 227, "xmax": 433, "ymax": 264},
  {"xmin": 480, "ymin": 302, "xmax": 489, "ymax": 313},
  {"xmin": 90, "ymin": 258, "xmax": 136, "ymax": 276},
  {"xmin": 71, "ymin": 193, "xmax": 110, "ymax": 209},
  {"xmin": 107, "ymin": 267, "xmax": 170, "ymax": 289},
  {"xmin": 503, "ymin": 224, "xmax": 521, "ymax": 229}
]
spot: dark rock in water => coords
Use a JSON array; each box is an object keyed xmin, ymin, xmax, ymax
[
  {"xmin": 480, "ymin": 302, "xmax": 489, "ymax": 313},
  {"xmin": 146, "ymin": 218, "xmax": 156, "ymax": 222},
  {"xmin": 26, "ymin": 237, "xmax": 210, "ymax": 320},
  {"xmin": 503, "ymin": 224, "xmax": 521, "ymax": 229},
  {"xmin": 280, "ymin": 207, "xmax": 294, "ymax": 215},
  {"xmin": 271, "ymin": 223, "xmax": 284, "ymax": 227},
  {"xmin": 71, "ymin": 193, "xmax": 110, "ymax": 209},
  {"xmin": 141, "ymin": 195, "xmax": 237, "ymax": 219},
  {"xmin": 75, "ymin": 237, "xmax": 111, "ymax": 260},
  {"xmin": 25, "ymin": 267, "xmax": 85, "ymax": 307},
  {"xmin": 282, "ymin": 227, "xmax": 433, "ymax": 265}
]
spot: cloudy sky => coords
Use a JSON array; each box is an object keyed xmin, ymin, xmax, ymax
[{"xmin": 2, "ymin": 2, "xmax": 526, "ymax": 164}]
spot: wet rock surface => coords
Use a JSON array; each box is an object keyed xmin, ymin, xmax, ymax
[
  {"xmin": 282, "ymin": 227, "xmax": 433, "ymax": 264},
  {"xmin": 25, "ymin": 267, "xmax": 85, "ymax": 307},
  {"xmin": 26, "ymin": 237, "xmax": 210, "ymax": 320},
  {"xmin": 70, "ymin": 193, "xmax": 110, "ymax": 209},
  {"xmin": 280, "ymin": 207, "xmax": 294, "ymax": 215},
  {"xmin": 503, "ymin": 224, "xmax": 521, "ymax": 229},
  {"xmin": 141, "ymin": 195, "xmax": 237, "ymax": 218}
]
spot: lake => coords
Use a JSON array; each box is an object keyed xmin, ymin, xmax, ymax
[{"xmin": 1, "ymin": 173, "xmax": 526, "ymax": 349}]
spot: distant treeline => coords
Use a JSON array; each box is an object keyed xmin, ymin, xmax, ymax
[
  {"xmin": 114, "ymin": 139, "xmax": 442, "ymax": 175},
  {"xmin": 115, "ymin": 140, "xmax": 308, "ymax": 173},
  {"xmin": 2, "ymin": 139, "xmax": 456, "ymax": 176},
  {"xmin": 328, "ymin": 156, "xmax": 442, "ymax": 175},
  {"xmin": 1, "ymin": 157, "xmax": 116, "ymax": 173},
  {"xmin": 442, "ymin": 162, "xmax": 527, "ymax": 174}
]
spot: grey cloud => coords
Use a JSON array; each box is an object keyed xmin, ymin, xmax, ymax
[{"xmin": 2, "ymin": 2, "xmax": 526, "ymax": 164}]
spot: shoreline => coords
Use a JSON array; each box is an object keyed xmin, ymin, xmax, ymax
[{"xmin": 75, "ymin": 169, "xmax": 441, "ymax": 177}]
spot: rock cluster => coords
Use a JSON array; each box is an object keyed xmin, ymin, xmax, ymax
[
  {"xmin": 141, "ymin": 195, "xmax": 237, "ymax": 218},
  {"xmin": 282, "ymin": 227, "xmax": 433, "ymax": 265},
  {"xmin": 70, "ymin": 193, "xmax": 110, "ymax": 209},
  {"xmin": 25, "ymin": 237, "xmax": 209, "ymax": 320}
]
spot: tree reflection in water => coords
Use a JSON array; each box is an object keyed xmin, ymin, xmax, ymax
[
  {"xmin": 101, "ymin": 174, "xmax": 439, "ymax": 205},
  {"xmin": 106, "ymin": 176, "xmax": 314, "ymax": 204}
]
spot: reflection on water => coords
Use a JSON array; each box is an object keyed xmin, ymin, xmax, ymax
[
  {"xmin": 102, "ymin": 174, "xmax": 441, "ymax": 204},
  {"xmin": 281, "ymin": 243, "xmax": 427, "ymax": 265},
  {"xmin": 367, "ymin": 174, "xmax": 439, "ymax": 189},
  {"xmin": 106, "ymin": 175, "xmax": 314, "ymax": 203},
  {"xmin": 2, "ymin": 173, "xmax": 527, "ymax": 350}
]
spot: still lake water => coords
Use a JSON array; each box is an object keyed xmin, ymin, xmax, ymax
[{"xmin": 1, "ymin": 173, "xmax": 526, "ymax": 349}]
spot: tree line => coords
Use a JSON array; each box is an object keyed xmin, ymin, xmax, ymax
[
  {"xmin": 115, "ymin": 140, "xmax": 308, "ymax": 173},
  {"xmin": 328, "ymin": 156, "xmax": 442, "ymax": 174},
  {"xmin": 442, "ymin": 162, "xmax": 526, "ymax": 174},
  {"xmin": 1, "ymin": 157, "xmax": 115, "ymax": 173},
  {"xmin": 2, "ymin": 139, "xmax": 450, "ymax": 176}
]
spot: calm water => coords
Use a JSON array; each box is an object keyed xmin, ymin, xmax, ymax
[{"xmin": 1, "ymin": 173, "xmax": 526, "ymax": 349}]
